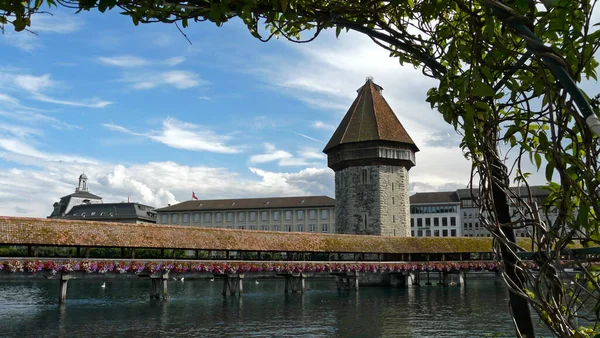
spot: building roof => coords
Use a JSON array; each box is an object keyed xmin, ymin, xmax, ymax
[
  {"xmin": 410, "ymin": 191, "xmax": 460, "ymax": 204},
  {"xmin": 66, "ymin": 203, "xmax": 156, "ymax": 222},
  {"xmin": 323, "ymin": 79, "xmax": 418, "ymax": 153},
  {"xmin": 156, "ymin": 196, "xmax": 336, "ymax": 212},
  {"xmin": 0, "ymin": 217, "xmax": 508, "ymax": 254},
  {"xmin": 61, "ymin": 191, "xmax": 103, "ymax": 200}
]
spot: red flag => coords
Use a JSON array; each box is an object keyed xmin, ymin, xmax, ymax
[
  {"xmin": 128, "ymin": 195, "xmax": 130, "ymax": 203},
  {"xmin": 192, "ymin": 191, "xmax": 198, "ymax": 200}
]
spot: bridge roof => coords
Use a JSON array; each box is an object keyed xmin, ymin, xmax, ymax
[{"xmin": 1, "ymin": 217, "xmax": 500, "ymax": 254}]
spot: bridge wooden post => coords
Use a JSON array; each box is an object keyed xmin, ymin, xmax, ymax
[
  {"xmin": 171, "ymin": 249, "xmax": 177, "ymax": 259},
  {"xmin": 121, "ymin": 248, "xmax": 125, "ymax": 258},
  {"xmin": 150, "ymin": 278, "xmax": 160, "ymax": 300},
  {"xmin": 425, "ymin": 271, "xmax": 432, "ymax": 285},
  {"xmin": 27, "ymin": 245, "xmax": 32, "ymax": 257},
  {"xmin": 162, "ymin": 273, "xmax": 169, "ymax": 300},
  {"xmin": 195, "ymin": 250, "xmax": 199, "ymax": 259},
  {"xmin": 331, "ymin": 272, "xmax": 359, "ymax": 292},
  {"xmin": 58, "ymin": 272, "xmax": 72, "ymax": 304},
  {"xmin": 160, "ymin": 249, "xmax": 165, "ymax": 258},
  {"xmin": 218, "ymin": 274, "xmax": 244, "ymax": 297},
  {"xmin": 131, "ymin": 248, "xmax": 136, "ymax": 259}
]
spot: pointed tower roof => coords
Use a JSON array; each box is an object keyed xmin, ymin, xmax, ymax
[{"xmin": 323, "ymin": 78, "xmax": 418, "ymax": 153}]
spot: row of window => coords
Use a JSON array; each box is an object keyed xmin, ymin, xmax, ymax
[
  {"xmin": 167, "ymin": 223, "xmax": 330, "ymax": 233},
  {"xmin": 412, "ymin": 229, "xmax": 457, "ymax": 237},
  {"xmin": 411, "ymin": 217, "xmax": 457, "ymax": 227},
  {"xmin": 410, "ymin": 205, "xmax": 458, "ymax": 214},
  {"xmin": 159, "ymin": 209, "xmax": 331, "ymax": 224}
]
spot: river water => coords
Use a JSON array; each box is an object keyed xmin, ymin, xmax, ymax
[{"xmin": 0, "ymin": 275, "xmax": 552, "ymax": 337}]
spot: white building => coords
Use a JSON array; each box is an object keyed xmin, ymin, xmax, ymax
[
  {"xmin": 155, "ymin": 196, "xmax": 336, "ymax": 233},
  {"xmin": 409, "ymin": 191, "xmax": 461, "ymax": 237},
  {"xmin": 49, "ymin": 173, "xmax": 103, "ymax": 218},
  {"xmin": 410, "ymin": 186, "xmax": 557, "ymax": 238}
]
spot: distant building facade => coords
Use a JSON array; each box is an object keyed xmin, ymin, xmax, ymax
[
  {"xmin": 155, "ymin": 196, "xmax": 335, "ymax": 233},
  {"xmin": 48, "ymin": 173, "xmax": 156, "ymax": 224},
  {"xmin": 323, "ymin": 78, "xmax": 418, "ymax": 237},
  {"xmin": 49, "ymin": 173, "xmax": 103, "ymax": 218},
  {"xmin": 410, "ymin": 186, "xmax": 557, "ymax": 238}
]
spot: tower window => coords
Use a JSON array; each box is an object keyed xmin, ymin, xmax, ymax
[
  {"xmin": 364, "ymin": 213, "xmax": 368, "ymax": 229},
  {"xmin": 362, "ymin": 168, "xmax": 368, "ymax": 184}
]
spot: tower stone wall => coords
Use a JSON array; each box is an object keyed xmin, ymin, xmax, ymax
[{"xmin": 334, "ymin": 165, "xmax": 410, "ymax": 236}]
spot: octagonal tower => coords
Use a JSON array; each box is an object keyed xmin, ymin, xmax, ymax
[{"xmin": 323, "ymin": 78, "xmax": 419, "ymax": 236}]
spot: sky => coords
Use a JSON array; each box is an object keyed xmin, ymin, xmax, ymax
[{"xmin": 0, "ymin": 8, "xmax": 554, "ymax": 217}]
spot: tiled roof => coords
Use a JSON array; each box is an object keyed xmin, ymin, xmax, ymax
[
  {"xmin": 60, "ymin": 191, "xmax": 103, "ymax": 200},
  {"xmin": 156, "ymin": 196, "xmax": 335, "ymax": 212},
  {"xmin": 410, "ymin": 191, "xmax": 459, "ymax": 204},
  {"xmin": 0, "ymin": 217, "xmax": 498, "ymax": 253},
  {"xmin": 66, "ymin": 203, "xmax": 156, "ymax": 222},
  {"xmin": 323, "ymin": 79, "xmax": 418, "ymax": 152}
]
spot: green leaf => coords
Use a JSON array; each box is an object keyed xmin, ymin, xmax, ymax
[
  {"xmin": 471, "ymin": 82, "xmax": 495, "ymax": 97},
  {"xmin": 545, "ymin": 162, "xmax": 554, "ymax": 182}
]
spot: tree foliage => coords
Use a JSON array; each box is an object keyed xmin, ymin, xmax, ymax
[{"xmin": 3, "ymin": 0, "xmax": 600, "ymax": 336}]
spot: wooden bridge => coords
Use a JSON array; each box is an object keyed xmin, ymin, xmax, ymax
[{"xmin": 0, "ymin": 216, "xmax": 588, "ymax": 304}]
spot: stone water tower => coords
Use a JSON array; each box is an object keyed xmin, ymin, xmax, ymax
[{"xmin": 323, "ymin": 78, "xmax": 418, "ymax": 236}]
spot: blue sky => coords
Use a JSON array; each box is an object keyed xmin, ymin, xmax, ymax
[{"xmin": 1, "ymin": 8, "xmax": 554, "ymax": 217}]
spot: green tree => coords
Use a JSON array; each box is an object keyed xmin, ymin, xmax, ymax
[{"xmin": 3, "ymin": 0, "xmax": 600, "ymax": 336}]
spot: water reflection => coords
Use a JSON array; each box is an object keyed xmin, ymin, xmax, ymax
[{"xmin": 0, "ymin": 276, "xmax": 552, "ymax": 337}]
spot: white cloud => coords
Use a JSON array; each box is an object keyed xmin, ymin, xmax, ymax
[
  {"xmin": 103, "ymin": 117, "xmax": 241, "ymax": 154},
  {"xmin": 312, "ymin": 121, "xmax": 336, "ymax": 131},
  {"xmin": 98, "ymin": 55, "xmax": 151, "ymax": 67},
  {"xmin": 121, "ymin": 70, "xmax": 206, "ymax": 90},
  {"xmin": 249, "ymin": 143, "xmax": 325, "ymax": 167},
  {"xmin": 1, "ymin": 12, "xmax": 82, "ymax": 51},
  {"xmin": 14, "ymin": 74, "xmax": 55, "ymax": 93},
  {"xmin": 98, "ymin": 55, "xmax": 186, "ymax": 68},
  {"xmin": 3, "ymin": 71, "xmax": 112, "ymax": 108},
  {"xmin": 0, "ymin": 138, "xmax": 98, "ymax": 165}
]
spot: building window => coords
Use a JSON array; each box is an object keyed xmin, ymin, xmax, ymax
[
  {"xmin": 392, "ymin": 182, "xmax": 394, "ymax": 191},
  {"xmin": 434, "ymin": 230, "xmax": 439, "ymax": 237},
  {"xmin": 425, "ymin": 230, "xmax": 431, "ymax": 237},
  {"xmin": 442, "ymin": 217, "xmax": 448, "ymax": 226},
  {"xmin": 417, "ymin": 218, "xmax": 423, "ymax": 227},
  {"xmin": 393, "ymin": 215, "xmax": 396, "ymax": 223},
  {"xmin": 425, "ymin": 218, "xmax": 431, "ymax": 227},
  {"xmin": 364, "ymin": 213, "xmax": 368, "ymax": 229},
  {"xmin": 322, "ymin": 224, "xmax": 328, "ymax": 233},
  {"xmin": 161, "ymin": 214, "xmax": 168, "ymax": 224},
  {"xmin": 182, "ymin": 213, "xmax": 190, "ymax": 224},
  {"xmin": 310, "ymin": 224, "xmax": 316, "ymax": 232},
  {"xmin": 285, "ymin": 210, "xmax": 292, "ymax": 221},
  {"xmin": 450, "ymin": 217, "xmax": 456, "ymax": 226},
  {"xmin": 238, "ymin": 226, "xmax": 245, "ymax": 230},
  {"xmin": 434, "ymin": 218, "xmax": 439, "ymax": 227},
  {"xmin": 215, "ymin": 212, "xmax": 222, "ymax": 222},
  {"xmin": 171, "ymin": 214, "xmax": 179, "ymax": 224},
  {"xmin": 297, "ymin": 210, "xmax": 304, "ymax": 220},
  {"xmin": 417, "ymin": 230, "xmax": 423, "ymax": 237},
  {"xmin": 261, "ymin": 225, "xmax": 268, "ymax": 230},
  {"xmin": 273, "ymin": 225, "xmax": 279, "ymax": 231},
  {"xmin": 249, "ymin": 211, "xmax": 257, "ymax": 221},
  {"xmin": 410, "ymin": 219, "xmax": 414, "ymax": 227},
  {"xmin": 285, "ymin": 225, "xmax": 292, "ymax": 232},
  {"xmin": 297, "ymin": 225, "xmax": 303, "ymax": 232},
  {"xmin": 193, "ymin": 213, "xmax": 201, "ymax": 223},
  {"xmin": 392, "ymin": 197, "xmax": 395, "ymax": 204},
  {"xmin": 249, "ymin": 225, "xmax": 256, "ymax": 230},
  {"xmin": 309, "ymin": 210, "xmax": 316, "ymax": 220},
  {"xmin": 451, "ymin": 229, "xmax": 457, "ymax": 236},
  {"xmin": 321, "ymin": 209, "xmax": 329, "ymax": 220},
  {"xmin": 273, "ymin": 211, "xmax": 280, "ymax": 221},
  {"xmin": 442, "ymin": 230, "xmax": 448, "ymax": 237},
  {"xmin": 411, "ymin": 231, "xmax": 414, "ymax": 236},
  {"xmin": 204, "ymin": 213, "xmax": 211, "ymax": 223},
  {"xmin": 227, "ymin": 212, "xmax": 234, "ymax": 222},
  {"xmin": 261, "ymin": 211, "xmax": 269, "ymax": 221},
  {"xmin": 362, "ymin": 168, "xmax": 368, "ymax": 184},
  {"xmin": 238, "ymin": 212, "xmax": 245, "ymax": 222}
]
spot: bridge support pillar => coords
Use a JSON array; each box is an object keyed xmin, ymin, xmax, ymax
[
  {"xmin": 145, "ymin": 271, "xmax": 169, "ymax": 300},
  {"xmin": 412, "ymin": 272, "xmax": 420, "ymax": 286},
  {"xmin": 458, "ymin": 271, "xmax": 465, "ymax": 286},
  {"xmin": 425, "ymin": 271, "xmax": 432, "ymax": 285},
  {"xmin": 439, "ymin": 271, "xmax": 448, "ymax": 286},
  {"xmin": 58, "ymin": 272, "xmax": 72, "ymax": 304},
  {"xmin": 280, "ymin": 273, "xmax": 306, "ymax": 293},
  {"xmin": 390, "ymin": 272, "xmax": 412, "ymax": 287},
  {"xmin": 217, "ymin": 274, "xmax": 244, "ymax": 297},
  {"xmin": 331, "ymin": 272, "xmax": 359, "ymax": 292}
]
